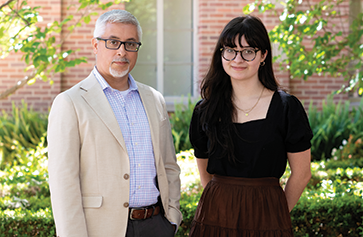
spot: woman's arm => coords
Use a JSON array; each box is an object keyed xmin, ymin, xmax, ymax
[
  {"xmin": 284, "ymin": 149, "xmax": 312, "ymax": 212},
  {"xmin": 196, "ymin": 158, "xmax": 213, "ymax": 188}
]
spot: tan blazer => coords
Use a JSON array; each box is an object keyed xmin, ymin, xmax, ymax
[{"xmin": 47, "ymin": 73, "xmax": 182, "ymax": 237}]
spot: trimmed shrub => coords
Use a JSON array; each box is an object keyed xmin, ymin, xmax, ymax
[
  {"xmin": 0, "ymin": 208, "xmax": 55, "ymax": 237},
  {"xmin": 291, "ymin": 195, "xmax": 363, "ymax": 236}
]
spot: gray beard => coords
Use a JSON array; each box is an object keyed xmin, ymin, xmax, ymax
[{"xmin": 109, "ymin": 65, "xmax": 129, "ymax": 78}]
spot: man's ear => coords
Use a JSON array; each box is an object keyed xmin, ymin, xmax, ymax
[{"xmin": 91, "ymin": 38, "xmax": 98, "ymax": 54}]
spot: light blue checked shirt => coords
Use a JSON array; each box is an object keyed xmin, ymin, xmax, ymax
[{"xmin": 93, "ymin": 67, "xmax": 159, "ymax": 208}]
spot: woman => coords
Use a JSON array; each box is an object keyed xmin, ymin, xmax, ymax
[{"xmin": 189, "ymin": 15, "xmax": 313, "ymax": 236}]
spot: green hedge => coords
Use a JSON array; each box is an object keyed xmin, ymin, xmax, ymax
[
  {"xmin": 292, "ymin": 195, "xmax": 363, "ymax": 236},
  {"xmin": 0, "ymin": 208, "xmax": 55, "ymax": 237},
  {"xmin": 1, "ymin": 192, "xmax": 361, "ymax": 236}
]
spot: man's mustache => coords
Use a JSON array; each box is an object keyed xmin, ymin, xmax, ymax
[{"xmin": 112, "ymin": 58, "xmax": 130, "ymax": 63}]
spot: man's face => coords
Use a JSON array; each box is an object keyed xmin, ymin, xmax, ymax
[{"xmin": 92, "ymin": 22, "xmax": 139, "ymax": 82}]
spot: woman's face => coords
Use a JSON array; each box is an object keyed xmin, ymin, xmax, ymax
[{"xmin": 221, "ymin": 35, "xmax": 266, "ymax": 83}]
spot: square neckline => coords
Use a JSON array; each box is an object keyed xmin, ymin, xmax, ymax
[{"xmin": 234, "ymin": 90, "xmax": 278, "ymax": 126}]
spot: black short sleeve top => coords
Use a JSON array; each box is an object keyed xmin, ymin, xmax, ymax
[{"xmin": 189, "ymin": 90, "xmax": 313, "ymax": 179}]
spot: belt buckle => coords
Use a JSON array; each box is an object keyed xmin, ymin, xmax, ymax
[{"xmin": 129, "ymin": 206, "xmax": 155, "ymax": 220}]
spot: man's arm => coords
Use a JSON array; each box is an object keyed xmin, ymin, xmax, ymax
[
  {"xmin": 160, "ymin": 98, "xmax": 183, "ymax": 227},
  {"xmin": 47, "ymin": 93, "xmax": 88, "ymax": 237}
]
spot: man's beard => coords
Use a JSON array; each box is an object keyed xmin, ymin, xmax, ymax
[{"xmin": 109, "ymin": 58, "xmax": 130, "ymax": 78}]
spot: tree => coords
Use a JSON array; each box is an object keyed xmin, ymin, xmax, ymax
[
  {"xmin": 0, "ymin": 0, "xmax": 128, "ymax": 100},
  {"xmin": 244, "ymin": 0, "xmax": 363, "ymax": 95}
]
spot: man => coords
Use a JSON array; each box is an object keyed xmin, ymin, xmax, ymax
[{"xmin": 47, "ymin": 9, "xmax": 182, "ymax": 237}]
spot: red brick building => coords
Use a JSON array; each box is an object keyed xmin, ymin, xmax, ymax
[{"xmin": 0, "ymin": 0, "xmax": 355, "ymax": 114}]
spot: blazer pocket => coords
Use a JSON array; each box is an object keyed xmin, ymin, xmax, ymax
[
  {"xmin": 82, "ymin": 196, "xmax": 103, "ymax": 209},
  {"xmin": 160, "ymin": 117, "xmax": 168, "ymax": 127}
]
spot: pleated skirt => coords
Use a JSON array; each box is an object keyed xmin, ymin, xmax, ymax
[{"xmin": 189, "ymin": 175, "xmax": 294, "ymax": 237}]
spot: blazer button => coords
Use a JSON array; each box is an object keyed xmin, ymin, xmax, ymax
[
  {"xmin": 124, "ymin": 174, "xmax": 130, "ymax": 180},
  {"xmin": 124, "ymin": 202, "xmax": 129, "ymax": 208}
]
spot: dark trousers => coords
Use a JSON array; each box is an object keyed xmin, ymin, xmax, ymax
[{"xmin": 126, "ymin": 213, "xmax": 175, "ymax": 237}]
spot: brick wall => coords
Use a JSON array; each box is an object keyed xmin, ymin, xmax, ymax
[
  {"xmin": 0, "ymin": 0, "xmax": 125, "ymax": 114},
  {"xmin": 0, "ymin": 0, "xmax": 352, "ymax": 114},
  {"xmin": 198, "ymin": 0, "xmax": 349, "ymax": 109},
  {"xmin": 0, "ymin": 0, "xmax": 62, "ymax": 113}
]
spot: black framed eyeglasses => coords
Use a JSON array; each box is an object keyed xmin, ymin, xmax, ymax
[
  {"xmin": 96, "ymin": 37, "xmax": 142, "ymax": 52},
  {"xmin": 220, "ymin": 47, "xmax": 260, "ymax": 61}
]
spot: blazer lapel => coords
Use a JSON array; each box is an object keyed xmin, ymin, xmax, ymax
[
  {"xmin": 138, "ymin": 84, "xmax": 160, "ymax": 164},
  {"xmin": 79, "ymin": 74, "xmax": 127, "ymax": 152}
]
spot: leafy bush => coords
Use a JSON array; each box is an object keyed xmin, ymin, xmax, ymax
[
  {"xmin": 332, "ymin": 135, "xmax": 363, "ymax": 161},
  {"xmin": 0, "ymin": 137, "xmax": 50, "ymax": 212},
  {"xmin": 308, "ymin": 96, "xmax": 351, "ymax": 161},
  {"xmin": 308, "ymin": 95, "xmax": 363, "ymax": 161},
  {"xmin": 322, "ymin": 157, "xmax": 363, "ymax": 170},
  {"xmin": 176, "ymin": 150, "xmax": 202, "ymax": 236},
  {"xmin": 170, "ymin": 95, "xmax": 198, "ymax": 153},
  {"xmin": 291, "ymin": 195, "xmax": 363, "ymax": 236},
  {"xmin": 0, "ymin": 101, "xmax": 47, "ymax": 168},
  {"xmin": 0, "ymin": 208, "xmax": 55, "ymax": 237}
]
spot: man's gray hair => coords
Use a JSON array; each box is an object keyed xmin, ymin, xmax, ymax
[{"xmin": 94, "ymin": 9, "xmax": 142, "ymax": 41}]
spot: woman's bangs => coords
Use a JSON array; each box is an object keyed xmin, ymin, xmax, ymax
[
  {"xmin": 220, "ymin": 27, "xmax": 259, "ymax": 49},
  {"xmin": 242, "ymin": 33, "xmax": 259, "ymax": 48},
  {"xmin": 220, "ymin": 28, "xmax": 243, "ymax": 48}
]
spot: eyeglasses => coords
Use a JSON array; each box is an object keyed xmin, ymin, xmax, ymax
[
  {"xmin": 96, "ymin": 37, "xmax": 142, "ymax": 52},
  {"xmin": 220, "ymin": 47, "xmax": 260, "ymax": 61}
]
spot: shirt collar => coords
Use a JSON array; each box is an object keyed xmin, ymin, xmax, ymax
[{"xmin": 93, "ymin": 66, "xmax": 138, "ymax": 92}]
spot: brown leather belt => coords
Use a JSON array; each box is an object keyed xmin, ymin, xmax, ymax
[{"xmin": 129, "ymin": 205, "xmax": 160, "ymax": 220}]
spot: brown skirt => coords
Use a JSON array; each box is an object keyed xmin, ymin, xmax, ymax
[{"xmin": 189, "ymin": 175, "xmax": 293, "ymax": 237}]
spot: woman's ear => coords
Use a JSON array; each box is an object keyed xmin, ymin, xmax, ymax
[{"xmin": 261, "ymin": 49, "xmax": 268, "ymax": 63}]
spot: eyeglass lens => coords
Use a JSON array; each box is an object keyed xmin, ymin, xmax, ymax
[
  {"xmin": 222, "ymin": 48, "xmax": 256, "ymax": 61},
  {"xmin": 105, "ymin": 39, "xmax": 140, "ymax": 51}
]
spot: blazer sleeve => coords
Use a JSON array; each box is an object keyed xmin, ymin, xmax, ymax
[
  {"xmin": 158, "ymin": 94, "xmax": 183, "ymax": 226},
  {"xmin": 47, "ymin": 92, "xmax": 88, "ymax": 237}
]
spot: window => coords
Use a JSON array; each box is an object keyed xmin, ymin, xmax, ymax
[{"xmin": 125, "ymin": 0, "xmax": 197, "ymax": 109}]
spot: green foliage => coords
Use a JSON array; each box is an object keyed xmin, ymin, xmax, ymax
[
  {"xmin": 0, "ymin": 0, "xmax": 128, "ymax": 99},
  {"xmin": 0, "ymin": 101, "xmax": 47, "ymax": 168},
  {"xmin": 0, "ymin": 208, "xmax": 55, "ymax": 237},
  {"xmin": 176, "ymin": 150, "xmax": 202, "ymax": 236},
  {"xmin": 243, "ymin": 0, "xmax": 363, "ymax": 94},
  {"xmin": 308, "ymin": 95, "xmax": 352, "ymax": 160},
  {"xmin": 0, "ymin": 136, "xmax": 53, "ymax": 236},
  {"xmin": 323, "ymin": 157, "xmax": 363, "ymax": 170},
  {"xmin": 0, "ymin": 137, "xmax": 50, "ymax": 211},
  {"xmin": 291, "ymin": 195, "xmax": 363, "ymax": 236},
  {"xmin": 170, "ymin": 95, "xmax": 198, "ymax": 153},
  {"xmin": 332, "ymin": 135, "xmax": 363, "ymax": 161},
  {"xmin": 307, "ymin": 95, "xmax": 363, "ymax": 161}
]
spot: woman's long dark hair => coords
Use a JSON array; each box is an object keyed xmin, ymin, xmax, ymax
[{"xmin": 197, "ymin": 15, "xmax": 280, "ymax": 163}]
